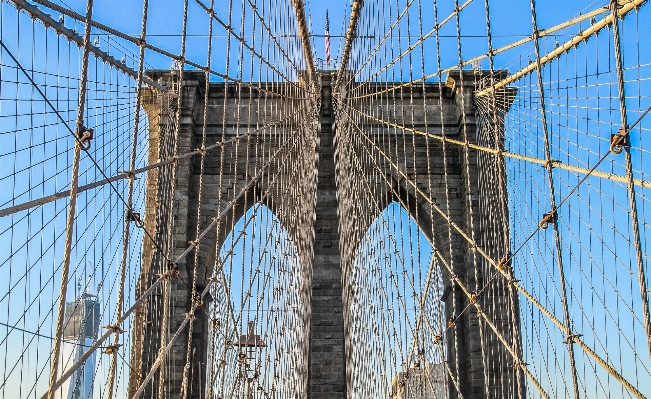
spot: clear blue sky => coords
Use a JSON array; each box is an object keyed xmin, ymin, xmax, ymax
[{"xmin": 0, "ymin": 0, "xmax": 649, "ymax": 398}]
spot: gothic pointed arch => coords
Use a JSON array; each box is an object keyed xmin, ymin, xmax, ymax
[
  {"xmin": 200, "ymin": 203, "xmax": 310, "ymax": 398},
  {"xmin": 343, "ymin": 201, "xmax": 448, "ymax": 398}
]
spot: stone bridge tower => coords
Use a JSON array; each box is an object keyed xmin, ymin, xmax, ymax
[{"xmin": 129, "ymin": 70, "xmax": 518, "ymax": 399}]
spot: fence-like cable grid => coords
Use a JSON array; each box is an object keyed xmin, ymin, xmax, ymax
[{"xmin": 0, "ymin": 0, "xmax": 648, "ymax": 398}]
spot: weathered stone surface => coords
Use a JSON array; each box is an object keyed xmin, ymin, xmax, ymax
[
  {"xmin": 131, "ymin": 70, "xmax": 519, "ymax": 399},
  {"xmin": 308, "ymin": 72, "xmax": 347, "ymax": 398}
]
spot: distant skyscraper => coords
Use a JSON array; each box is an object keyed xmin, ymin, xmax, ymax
[
  {"xmin": 56, "ymin": 292, "xmax": 100, "ymax": 399},
  {"xmin": 391, "ymin": 363, "xmax": 447, "ymax": 399}
]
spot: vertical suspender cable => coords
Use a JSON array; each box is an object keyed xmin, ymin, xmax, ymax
[
  {"xmin": 527, "ymin": 0, "xmax": 579, "ymax": 397},
  {"xmin": 47, "ymin": 2, "xmax": 94, "ymax": 399},
  {"xmin": 610, "ymin": 0, "xmax": 651, "ymax": 367},
  {"xmin": 106, "ymin": 1, "xmax": 149, "ymax": 397}
]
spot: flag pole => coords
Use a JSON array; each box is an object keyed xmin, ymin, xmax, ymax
[{"xmin": 325, "ymin": 9, "xmax": 331, "ymax": 70}]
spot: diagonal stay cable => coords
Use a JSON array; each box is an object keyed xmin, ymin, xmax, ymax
[
  {"xmin": 343, "ymin": 101, "xmax": 650, "ymax": 189},
  {"xmin": 337, "ymin": 101, "xmax": 647, "ymax": 398},
  {"xmin": 0, "ymin": 36, "xmax": 173, "ymax": 265},
  {"xmin": 129, "ymin": 127, "xmax": 305, "ymax": 399},
  {"xmin": 0, "ymin": 103, "xmax": 311, "ymax": 217},
  {"xmin": 344, "ymin": 2, "xmax": 626, "ymax": 101},
  {"xmin": 334, "ymin": 0, "xmax": 364, "ymax": 90},
  {"xmin": 194, "ymin": 0, "xmax": 309, "ymax": 89},
  {"xmin": 7, "ymin": 0, "xmax": 170, "ymax": 93},
  {"xmin": 21, "ymin": 0, "xmax": 310, "ymax": 101},
  {"xmin": 343, "ymin": 0, "xmax": 474, "ymax": 92},
  {"xmin": 503, "ymin": 101, "xmax": 651, "ymax": 285},
  {"xmin": 38, "ymin": 125, "xmax": 298, "ymax": 399},
  {"xmin": 475, "ymin": 0, "xmax": 646, "ymax": 97},
  {"xmin": 339, "ymin": 127, "xmax": 465, "ymax": 397},
  {"xmin": 339, "ymin": 102, "xmax": 551, "ymax": 399}
]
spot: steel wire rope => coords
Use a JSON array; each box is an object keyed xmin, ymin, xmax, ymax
[
  {"xmin": 130, "ymin": 122, "xmax": 310, "ymax": 399},
  {"xmin": 0, "ymin": 35, "xmax": 175, "ymax": 278},
  {"xmin": 339, "ymin": 93, "xmax": 527, "ymax": 397},
  {"xmin": 342, "ymin": 0, "xmax": 475, "ymax": 94},
  {"xmin": 40, "ymin": 117, "xmax": 303, "ymax": 399},
  {"xmin": 336, "ymin": 76, "xmax": 458, "ymax": 396},
  {"xmin": 345, "ymin": 0, "xmax": 644, "ymax": 101},
  {"xmin": 20, "ymin": 0, "xmax": 310, "ymax": 101},
  {"xmin": 337, "ymin": 99, "xmax": 648, "ymax": 397}
]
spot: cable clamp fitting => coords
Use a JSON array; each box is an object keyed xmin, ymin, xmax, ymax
[
  {"xmin": 184, "ymin": 310, "xmax": 196, "ymax": 320},
  {"xmin": 126, "ymin": 209, "xmax": 144, "ymax": 228},
  {"xmin": 543, "ymin": 159, "xmax": 561, "ymax": 169},
  {"xmin": 564, "ymin": 333, "xmax": 582, "ymax": 344},
  {"xmin": 193, "ymin": 292, "xmax": 203, "ymax": 307},
  {"xmin": 103, "ymin": 324, "xmax": 126, "ymax": 333},
  {"xmin": 103, "ymin": 343, "xmax": 122, "ymax": 355},
  {"xmin": 167, "ymin": 262, "xmax": 180, "ymax": 277},
  {"xmin": 121, "ymin": 170, "xmax": 138, "ymax": 180},
  {"xmin": 497, "ymin": 257, "xmax": 510, "ymax": 271},
  {"xmin": 77, "ymin": 126, "xmax": 94, "ymax": 150},
  {"xmin": 611, "ymin": 0, "xmax": 625, "ymax": 12},
  {"xmin": 470, "ymin": 290, "xmax": 480, "ymax": 304},
  {"xmin": 432, "ymin": 334, "xmax": 442, "ymax": 345},
  {"xmin": 538, "ymin": 211, "xmax": 556, "ymax": 230},
  {"xmin": 531, "ymin": 29, "xmax": 540, "ymax": 40},
  {"xmin": 610, "ymin": 126, "xmax": 630, "ymax": 154}
]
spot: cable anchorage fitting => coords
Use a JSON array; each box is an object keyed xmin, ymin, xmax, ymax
[
  {"xmin": 77, "ymin": 126, "xmax": 94, "ymax": 150},
  {"xmin": 538, "ymin": 211, "xmax": 556, "ymax": 230},
  {"xmin": 610, "ymin": 126, "xmax": 630, "ymax": 154}
]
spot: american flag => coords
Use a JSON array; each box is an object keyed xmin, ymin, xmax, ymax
[{"xmin": 325, "ymin": 10, "xmax": 331, "ymax": 67}]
